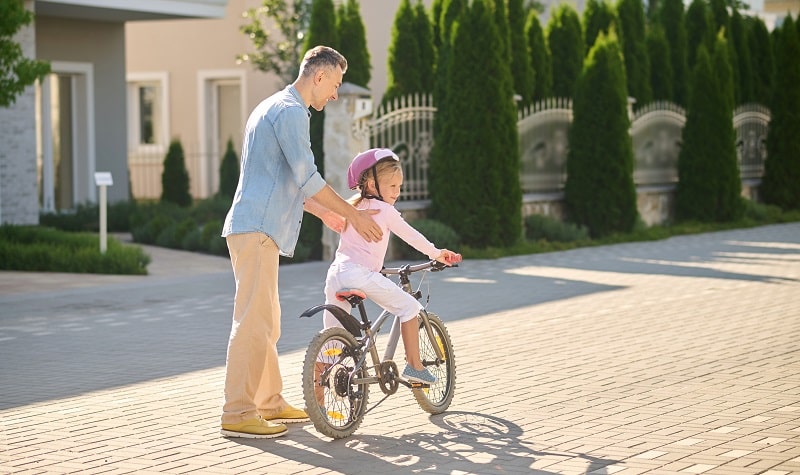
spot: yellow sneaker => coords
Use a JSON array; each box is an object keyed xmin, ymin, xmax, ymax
[
  {"xmin": 261, "ymin": 405, "xmax": 310, "ymax": 424},
  {"xmin": 220, "ymin": 416, "xmax": 287, "ymax": 439}
]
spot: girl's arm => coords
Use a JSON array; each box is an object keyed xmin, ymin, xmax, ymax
[{"xmin": 385, "ymin": 206, "xmax": 459, "ymax": 264}]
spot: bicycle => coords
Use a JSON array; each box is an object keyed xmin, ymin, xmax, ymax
[{"xmin": 299, "ymin": 258, "xmax": 459, "ymax": 439}]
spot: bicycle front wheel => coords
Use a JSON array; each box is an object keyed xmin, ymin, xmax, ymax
[
  {"xmin": 302, "ymin": 327, "xmax": 369, "ymax": 439},
  {"xmin": 413, "ymin": 312, "xmax": 456, "ymax": 414}
]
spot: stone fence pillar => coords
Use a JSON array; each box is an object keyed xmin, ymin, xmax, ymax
[{"xmin": 321, "ymin": 82, "xmax": 373, "ymax": 260}]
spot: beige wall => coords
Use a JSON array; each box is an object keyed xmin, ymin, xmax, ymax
[{"xmin": 125, "ymin": 0, "xmax": 434, "ymax": 199}]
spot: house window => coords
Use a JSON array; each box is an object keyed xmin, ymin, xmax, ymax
[
  {"xmin": 138, "ymin": 84, "xmax": 160, "ymax": 145},
  {"xmin": 127, "ymin": 73, "xmax": 168, "ymax": 151}
]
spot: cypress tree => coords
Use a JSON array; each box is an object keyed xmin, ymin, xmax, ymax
[
  {"xmin": 218, "ymin": 138, "xmax": 239, "ymax": 200},
  {"xmin": 413, "ymin": 0, "xmax": 436, "ymax": 93},
  {"xmin": 303, "ymin": 0, "xmax": 338, "ymax": 260},
  {"xmin": 431, "ymin": 0, "xmax": 445, "ymax": 53},
  {"xmin": 336, "ymin": 0, "xmax": 370, "ymax": 88},
  {"xmin": 384, "ymin": 0, "xmax": 422, "ymax": 104},
  {"xmin": 161, "ymin": 139, "xmax": 192, "ymax": 207},
  {"xmin": 658, "ymin": 0, "xmax": 689, "ymax": 106},
  {"xmin": 761, "ymin": 15, "xmax": 800, "ymax": 210},
  {"xmin": 493, "ymin": 0, "xmax": 512, "ymax": 65},
  {"xmin": 564, "ymin": 31, "xmax": 638, "ymax": 238},
  {"xmin": 646, "ymin": 24, "xmax": 673, "ymax": 102},
  {"xmin": 509, "ymin": 0, "xmax": 535, "ymax": 105},
  {"xmin": 583, "ymin": 0, "xmax": 617, "ymax": 53},
  {"xmin": 432, "ymin": 0, "xmax": 466, "ymax": 138},
  {"xmin": 675, "ymin": 36, "xmax": 743, "ymax": 222},
  {"xmin": 730, "ymin": 8, "xmax": 753, "ymax": 104},
  {"xmin": 616, "ymin": 0, "xmax": 652, "ymax": 105},
  {"xmin": 685, "ymin": 0, "xmax": 714, "ymax": 71},
  {"xmin": 525, "ymin": 10, "xmax": 552, "ymax": 100},
  {"xmin": 547, "ymin": 4, "xmax": 584, "ymax": 98},
  {"xmin": 745, "ymin": 15, "xmax": 772, "ymax": 105},
  {"xmin": 430, "ymin": 0, "xmax": 521, "ymax": 247},
  {"xmin": 303, "ymin": 0, "xmax": 338, "ymax": 178}
]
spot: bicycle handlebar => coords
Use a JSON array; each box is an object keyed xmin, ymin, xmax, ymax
[{"xmin": 380, "ymin": 254, "xmax": 462, "ymax": 276}]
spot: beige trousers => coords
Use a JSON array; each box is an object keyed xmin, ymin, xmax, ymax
[{"xmin": 221, "ymin": 233, "xmax": 287, "ymax": 424}]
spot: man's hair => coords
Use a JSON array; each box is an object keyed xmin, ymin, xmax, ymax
[{"xmin": 299, "ymin": 45, "xmax": 348, "ymax": 78}]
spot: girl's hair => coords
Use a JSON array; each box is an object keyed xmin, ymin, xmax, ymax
[
  {"xmin": 349, "ymin": 159, "xmax": 403, "ymax": 207},
  {"xmin": 299, "ymin": 45, "xmax": 348, "ymax": 78}
]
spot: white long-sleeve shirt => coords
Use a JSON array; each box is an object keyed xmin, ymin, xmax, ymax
[{"xmin": 332, "ymin": 198, "xmax": 441, "ymax": 272}]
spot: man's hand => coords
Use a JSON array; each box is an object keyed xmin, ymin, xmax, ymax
[{"xmin": 349, "ymin": 208, "xmax": 382, "ymax": 242}]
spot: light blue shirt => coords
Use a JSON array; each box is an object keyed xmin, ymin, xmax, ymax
[{"xmin": 222, "ymin": 85, "xmax": 327, "ymax": 257}]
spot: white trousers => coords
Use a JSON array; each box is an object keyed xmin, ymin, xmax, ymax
[{"xmin": 323, "ymin": 262, "xmax": 422, "ymax": 329}]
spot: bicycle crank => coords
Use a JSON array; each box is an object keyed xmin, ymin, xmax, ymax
[{"xmin": 377, "ymin": 360, "xmax": 399, "ymax": 395}]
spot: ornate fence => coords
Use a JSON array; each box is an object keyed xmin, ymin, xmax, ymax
[
  {"xmin": 128, "ymin": 94, "xmax": 770, "ymax": 205},
  {"xmin": 368, "ymin": 94, "xmax": 770, "ymax": 203},
  {"xmin": 734, "ymin": 103, "xmax": 770, "ymax": 182},
  {"xmin": 517, "ymin": 98, "xmax": 573, "ymax": 194},
  {"xmin": 631, "ymin": 101, "xmax": 686, "ymax": 187},
  {"xmin": 369, "ymin": 94, "xmax": 436, "ymax": 202}
]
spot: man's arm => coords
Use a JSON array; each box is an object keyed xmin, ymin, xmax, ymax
[
  {"xmin": 304, "ymin": 197, "xmax": 345, "ymax": 233},
  {"xmin": 310, "ymin": 185, "xmax": 382, "ymax": 242}
]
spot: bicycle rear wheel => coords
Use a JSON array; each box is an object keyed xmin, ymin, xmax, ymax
[
  {"xmin": 302, "ymin": 327, "xmax": 369, "ymax": 439},
  {"xmin": 413, "ymin": 312, "xmax": 456, "ymax": 414}
]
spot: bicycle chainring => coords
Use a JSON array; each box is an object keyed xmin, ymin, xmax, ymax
[{"xmin": 377, "ymin": 360, "xmax": 399, "ymax": 395}]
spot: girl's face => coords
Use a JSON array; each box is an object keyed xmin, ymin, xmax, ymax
[{"xmin": 367, "ymin": 169, "xmax": 403, "ymax": 205}]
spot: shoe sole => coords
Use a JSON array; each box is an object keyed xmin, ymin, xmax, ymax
[
  {"xmin": 267, "ymin": 417, "xmax": 310, "ymax": 424},
  {"xmin": 220, "ymin": 428, "xmax": 287, "ymax": 439},
  {"xmin": 405, "ymin": 376, "xmax": 436, "ymax": 384}
]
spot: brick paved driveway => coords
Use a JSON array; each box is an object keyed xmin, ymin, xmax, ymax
[{"xmin": 1, "ymin": 223, "xmax": 799, "ymax": 474}]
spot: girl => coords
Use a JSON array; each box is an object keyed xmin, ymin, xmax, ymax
[{"xmin": 323, "ymin": 148, "xmax": 460, "ymax": 383}]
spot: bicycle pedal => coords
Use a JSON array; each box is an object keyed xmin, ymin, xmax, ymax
[{"xmin": 409, "ymin": 381, "xmax": 430, "ymax": 389}]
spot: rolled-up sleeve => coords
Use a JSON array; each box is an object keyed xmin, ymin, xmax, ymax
[{"xmin": 275, "ymin": 107, "xmax": 327, "ymax": 198}]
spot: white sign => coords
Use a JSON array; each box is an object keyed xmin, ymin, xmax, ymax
[{"xmin": 94, "ymin": 172, "xmax": 113, "ymax": 186}]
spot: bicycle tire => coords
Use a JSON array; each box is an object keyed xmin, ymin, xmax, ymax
[
  {"xmin": 412, "ymin": 312, "xmax": 456, "ymax": 414},
  {"xmin": 302, "ymin": 327, "xmax": 369, "ymax": 439}
]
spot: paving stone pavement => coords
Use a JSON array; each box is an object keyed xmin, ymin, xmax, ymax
[{"xmin": 1, "ymin": 223, "xmax": 799, "ymax": 475}]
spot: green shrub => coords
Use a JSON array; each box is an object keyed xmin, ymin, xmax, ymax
[
  {"xmin": 40, "ymin": 201, "xmax": 136, "ymax": 233},
  {"xmin": 161, "ymin": 139, "xmax": 192, "ymax": 207},
  {"xmin": 392, "ymin": 219, "xmax": 461, "ymax": 260},
  {"xmin": 218, "ymin": 138, "xmax": 240, "ymax": 200},
  {"xmin": 155, "ymin": 218, "xmax": 197, "ymax": 249},
  {"xmin": 0, "ymin": 225, "xmax": 149, "ymax": 274},
  {"xmin": 202, "ymin": 220, "xmax": 227, "ymax": 256},
  {"xmin": 524, "ymin": 214, "xmax": 589, "ymax": 242},
  {"xmin": 743, "ymin": 198, "xmax": 783, "ymax": 222},
  {"xmin": 191, "ymin": 195, "xmax": 231, "ymax": 223}
]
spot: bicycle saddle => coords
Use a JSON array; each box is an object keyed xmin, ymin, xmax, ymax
[{"xmin": 335, "ymin": 289, "xmax": 366, "ymax": 303}]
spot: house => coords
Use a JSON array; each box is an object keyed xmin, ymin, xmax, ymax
[
  {"xmin": 124, "ymin": 0, "xmax": 429, "ymax": 200},
  {"xmin": 0, "ymin": 0, "xmax": 228, "ymax": 225}
]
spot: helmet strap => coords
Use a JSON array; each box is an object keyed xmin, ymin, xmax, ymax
[{"xmin": 360, "ymin": 166, "xmax": 384, "ymax": 202}]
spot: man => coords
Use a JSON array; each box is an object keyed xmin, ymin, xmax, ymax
[{"xmin": 220, "ymin": 45, "xmax": 382, "ymax": 439}]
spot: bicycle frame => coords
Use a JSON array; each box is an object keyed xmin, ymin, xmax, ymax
[{"xmin": 299, "ymin": 261, "xmax": 450, "ymax": 388}]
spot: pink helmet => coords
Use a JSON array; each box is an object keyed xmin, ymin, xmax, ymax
[{"xmin": 346, "ymin": 148, "xmax": 400, "ymax": 190}]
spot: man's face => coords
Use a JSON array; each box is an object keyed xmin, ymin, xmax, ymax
[{"xmin": 311, "ymin": 66, "xmax": 344, "ymax": 111}]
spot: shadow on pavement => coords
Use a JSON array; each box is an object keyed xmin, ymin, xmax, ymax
[{"xmin": 233, "ymin": 411, "xmax": 619, "ymax": 474}]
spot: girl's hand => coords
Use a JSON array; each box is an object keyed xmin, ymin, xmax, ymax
[{"xmin": 436, "ymin": 249, "xmax": 462, "ymax": 266}]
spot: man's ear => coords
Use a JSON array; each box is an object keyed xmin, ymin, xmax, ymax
[{"xmin": 315, "ymin": 70, "xmax": 325, "ymax": 85}]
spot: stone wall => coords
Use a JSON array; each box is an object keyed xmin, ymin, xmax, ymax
[{"xmin": 0, "ymin": 2, "xmax": 39, "ymax": 225}]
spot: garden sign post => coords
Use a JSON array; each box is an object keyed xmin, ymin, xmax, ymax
[{"xmin": 93, "ymin": 172, "xmax": 113, "ymax": 254}]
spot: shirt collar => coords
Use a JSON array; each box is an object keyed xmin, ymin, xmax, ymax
[{"xmin": 288, "ymin": 84, "xmax": 311, "ymax": 117}]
